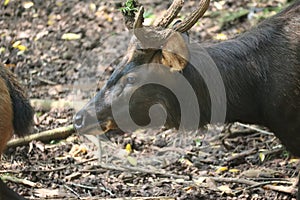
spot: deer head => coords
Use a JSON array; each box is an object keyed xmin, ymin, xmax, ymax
[{"xmin": 74, "ymin": 0, "xmax": 210, "ymax": 135}]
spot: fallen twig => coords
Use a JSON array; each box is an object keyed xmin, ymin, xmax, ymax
[
  {"xmin": 263, "ymin": 184, "xmax": 296, "ymax": 195},
  {"xmin": 234, "ymin": 180, "xmax": 295, "ymax": 195},
  {"xmin": 0, "ymin": 174, "xmax": 41, "ymax": 188},
  {"xmin": 70, "ymin": 182, "xmax": 114, "ymax": 196},
  {"xmin": 63, "ymin": 184, "xmax": 81, "ymax": 199},
  {"xmin": 7, "ymin": 125, "xmax": 75, "ymax": 149},
  {"xmin": 236, "ymin": 122, "xmax": 274, "ymax": 136},
  {"xmin": 36, "ymin": 77, "xmax": 57, "ymax": 85},
  {"xmin": 226, "ymin": 148, "xmax": 257, "ymax": 163},
  {"xmin": 206, "ymin": 177, "xmax": 259, "ymax": 186}
]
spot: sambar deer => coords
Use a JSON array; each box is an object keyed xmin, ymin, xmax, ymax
[{"xmin": 74, "ymin": 0, "xmax": 300, "ymax": 197}]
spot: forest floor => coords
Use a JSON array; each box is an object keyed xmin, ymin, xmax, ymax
[{"xmin": 0, "ymin": 0, "xmax": 298, "ymax": 199}]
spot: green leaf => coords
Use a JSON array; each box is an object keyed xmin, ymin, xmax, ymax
[
  {"xmin": 194, "ymin": 138, "xmax": 202, "ymax": 147},
  {"xmin": 259, "ymin": 152, "xmax": 265, "ymax": 162},
  {"xmin": 120, "ymin": 0, "xmax": 138, "ymax": 15}
]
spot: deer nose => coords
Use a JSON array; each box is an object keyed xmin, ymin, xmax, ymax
[{"xmin": 73, "ymin": 110, "xmax": 86, "ymax": 131}]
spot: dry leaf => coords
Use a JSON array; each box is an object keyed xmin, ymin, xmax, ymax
[
  {"xmin": 241, "ymin": 168, "xmax": 280, "ymax": 178},
  {"xmin": 4, "ymin": 0, "xmax": 10, "ymax": 6},
  {"xmin": 64, "ymin": 172, "xmax": 81, "ymax": 182},
  {"xmin": 34, "ymin": 188, "xmax": 64, "ymax": 198},
  {"xmin": 206, "ymin": 178, "xmax": 217, "ymax": 189},
  {"xmin": 229, "ymin": 168, "xmax": 240, "ymax": 173},
  {"xmin": 56, "ymin": 0, "xmax": 63, "ymax": 7},
  {"xmin": 125, "ymin": 143, "xmax": 132, "ymax": 154},
  {"xmin": 61, "ymin": 33, "xmax": 81, "ymax": 40},
  {"xmin": 216, "ymin": 166, "xmax": 228, "ymax": 173},
  {"xmin": 241, "ymin": 169, "xmax": 261, "ymax": 178},
  {"xmin": 23, "ymin": 1, "xmax": 34, "ymax": 9},
  {"xmin": 35, "ymin": 30, "xmax": 49, "ymax": 41},
  {"xmin": 178, "ymin": 158, "xmax": 193, "ymax": 167},
  {"xmin": 0, "ymin": 47, "xmax": 5, "ymax": 54},
  {"xmin": 194, "ymin": 177, "xmax": 206, "ymax": 185},
  {"xmin": 114, "ymin": 149, "xmax": 129, "ymax": 158},
  {"xmin": 90, "ymin": 3, "xmax": 96, "ymax": 12},
  {"xmin": 56, "ymin": 118, "xmax": 69, "ymax": 124},
  {"xmin": 259, "ymin": 152, "xmax": 266, "ymax": 162},
  {"xmin": 69, "ymin": 144, "xmax": 88, "ymax": 157},
  {"xmin": 12, "ymin": 41, "xmax": 27, "ymax": 51},
  {"xmin": 218, "ymin": 185, "xmax": 232, "ymax": 194},
  {"xmin": 17, "ymin": 45, "xmax": 27, "ymax": 51},
  {"xmin": 184, "ymin": 186, "xmax": 196, "ymax": 193},
  {"xmin": 214, "ymin": 33, "xmax": 228, "ymax": 41},
  {"xmin": 35, "ymin": 141, "xmax": 45, "ymax": 152},
  {"xmin": 289, "ymin": 158, "xmax": 300, "ymax": 164},
  {"xmin": 127, "ymin": 156, "xmax": 137, "ymax": 166}
]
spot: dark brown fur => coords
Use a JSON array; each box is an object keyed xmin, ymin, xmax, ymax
[
  {"xmin": 75, "ymin": 1, "xmax": 299, "ymax": 153},
  {"xmin": 0, "ymin": 65, "xmax": 33, "ymax": 139},
  {"xmin": 74, "ymin": 1, "xmax": 299, "ymax": 197},
  {"xmin": 0, "ymin": 64, "xmax": 33, "ymax": 200}
]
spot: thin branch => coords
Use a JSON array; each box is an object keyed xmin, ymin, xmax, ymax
[
  {"xmin": 0, "ymin": 175, "xmax": 40, "ymax": 187},
  {"xmin": 6, "ymin": 125, "xmax": 75, "ymax": 149},
  {"xmin": 226, "ymin": 148, "xmax": 257, "ymax": 163},
  {"xmin": 207, "ymin": 177, "xmax": 259, "ymax": 186},
  {"xmin": 236, "ymin": 122, "xmax": 274, "ymax": 136},
  {"xmin": 69, "ymin": 183, "xmax": 114, "ymax": 196},
  {"xmin": 63, "ymin": 184, "xmax": 81, "ymax": 199},
  {"xmin": 234, "ymin": 180, "xmax": 295, "ymax": 195}
]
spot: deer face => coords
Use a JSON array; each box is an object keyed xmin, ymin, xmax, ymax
[{"xmin": 73, "ymin": 0, "xmax": 210, "ymax": 136}]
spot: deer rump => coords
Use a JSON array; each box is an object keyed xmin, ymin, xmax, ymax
[{"xmin": 0, "ymin": 64, "xmax": 33, "ymax": 200}]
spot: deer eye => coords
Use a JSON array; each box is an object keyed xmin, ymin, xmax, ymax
[{"xmin": 126, "ymin": 76, "xmax": 136, "ymax": 85}]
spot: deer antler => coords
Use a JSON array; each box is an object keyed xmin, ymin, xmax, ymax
[
  {"xmin": 123, "ymin": 0, "xmax": 210, "ymax": 32},
  {"xmin": 174, "ymin": 0, "xmax": 210, "ymax": 32},
  {"xmin": 133, "ymin": 6, "xmax": 144, "ymax": 29},
  {"xmin": 122, "ymin": 0, "xmax": 210, "ymax": 47},
  {"xmin": 133, "ymin": 6, "xmax": 171, "ymax": 48},
  {"xmin": 153, "ymin": 0, "xmax": 184, "ymax": 28}
]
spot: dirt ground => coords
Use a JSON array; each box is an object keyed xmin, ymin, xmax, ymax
[{"xmin": 0, "ymin": 0, "xmax": 299, "ymax": 199}]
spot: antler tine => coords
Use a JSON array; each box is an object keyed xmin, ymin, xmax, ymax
[
  {"xmin": 154, "ymin": 0, "xmax": 184, "ymax": 28},
  {"xmin": 175, "ymin": 0, "xmax": 210, "ymax": 33},
  {"xmin": 133, "ymin": 6, "xmax": 145, "ymax": 29}
]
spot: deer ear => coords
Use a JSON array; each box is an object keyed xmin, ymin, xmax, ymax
[{"xmin": 161, "ymin": 32, "xmax": 189, "ymax": 71}]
